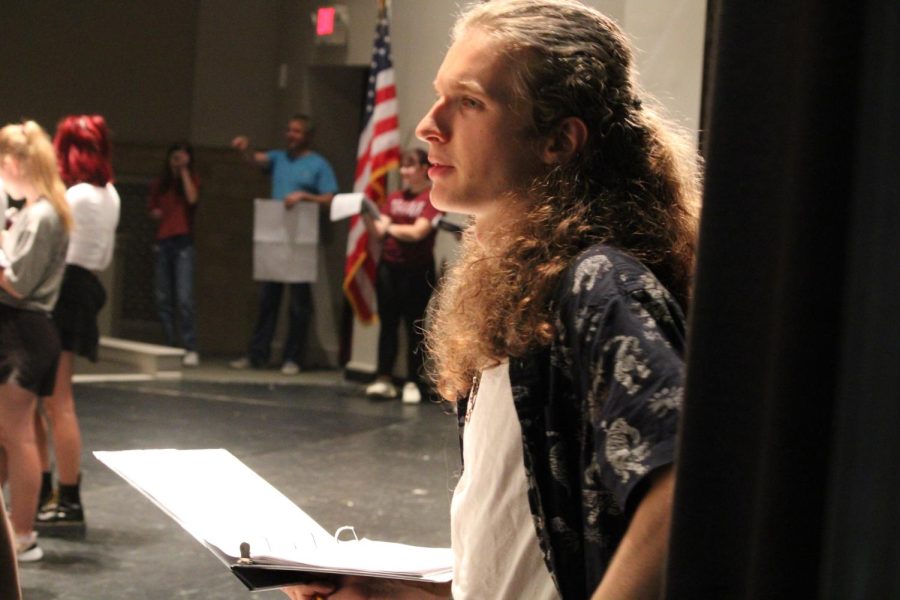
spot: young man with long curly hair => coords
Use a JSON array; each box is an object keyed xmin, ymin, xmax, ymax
[{"xmin": 285, "ymin": 1, "xmax": 701, "ymax": 597}]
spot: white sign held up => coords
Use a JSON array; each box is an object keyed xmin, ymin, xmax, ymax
[{"xmin": 253, "ymin": 199, "xmax": 318, "ymax": 283}]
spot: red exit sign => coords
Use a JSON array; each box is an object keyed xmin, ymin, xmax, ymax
[{"xmin": 317, "ymin": 7, "xmax": 336, "ymax": 36}]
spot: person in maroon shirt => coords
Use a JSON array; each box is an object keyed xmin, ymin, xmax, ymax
[
  {"xmin": 362, "ymin": 149, "xmax": 441, "ymax": 404},
  {"xmin": 148, "ymin": 142, "xmax": 201, "ymax": 366}
]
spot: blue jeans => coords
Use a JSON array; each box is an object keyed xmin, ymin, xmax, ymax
[
  {"xmin": 154, "ymin": 236, "xmax": 197, "ymax": 351},
  {"xmin": 248, "ymin": 282, "xmax": 312, "ymax": 366}
]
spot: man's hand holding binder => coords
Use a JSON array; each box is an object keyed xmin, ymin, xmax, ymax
[{"xmin": 282, "ymin": 575, "xmax": 451, "ymax": 599}]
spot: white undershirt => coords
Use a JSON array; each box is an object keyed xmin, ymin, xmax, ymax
[
  {"xmin": 450, "ymin": 362, "xmax": 560, "ymax": 600},
  {"xmin": 65, "ymin": 182, "xmax": 120, "ymax": 271}
]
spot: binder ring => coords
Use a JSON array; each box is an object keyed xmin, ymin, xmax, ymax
[{"xmin": 333, "ymin": 526, "xmax": 359, "ymax": 542}]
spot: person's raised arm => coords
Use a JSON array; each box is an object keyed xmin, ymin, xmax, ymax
[
  {"xmin": 180, "ymin": 169, "xmax": 199, "ymax": 205},
  {"xmin": 231, "ymin": 135, "xmax": 271, "ymax": 169},
  {"xmin": 171, "ymin": 149, "xmax": 199, "ymax": 205},
  {"xmin": 591, "ymin": 466, "xmax": 674, "ymax": 600}
]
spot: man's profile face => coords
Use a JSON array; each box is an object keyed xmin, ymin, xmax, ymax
[
  {"xmin": 285, "ymin": 119, "xmax": 310, "ymax": 152},
  {"xmin": 415, "ymin": 28, "xmax": 543, "ymax": 229}
]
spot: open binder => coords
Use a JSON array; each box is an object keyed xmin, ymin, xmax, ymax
[{"xmin": 94, "ymin": 449, "xmax": 453, "ymax": 591}]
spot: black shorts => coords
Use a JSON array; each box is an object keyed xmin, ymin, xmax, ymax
[
  {"xmin": 0, "ymin": 304, "xmax": 61, "ymax": 397},
  {"xmin": 52, "ymin": 265, "xmax": 106, "ymax": 362}
]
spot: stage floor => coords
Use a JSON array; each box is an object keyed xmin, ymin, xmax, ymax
[{"xmin": 16, "ymin": 362, "xmax": 459, "ymax": 599}]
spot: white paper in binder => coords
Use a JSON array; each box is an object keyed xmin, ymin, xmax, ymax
[{"xmin": 94, "ymin": 448, "xmax": 453, "ymax": 591}]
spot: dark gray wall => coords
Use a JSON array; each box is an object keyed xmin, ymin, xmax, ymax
[
  {"xmin": 190, "ymin": 0, "xmax": 282, "ymax": 148},
  {"xmin": 0, "ymin": 0, "xmax": 199, "ymax": 143}
]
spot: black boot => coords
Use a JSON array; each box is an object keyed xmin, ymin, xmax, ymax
[{"xmin": 36, "ymin": 474, "xmax": 86, "ymax": 538}]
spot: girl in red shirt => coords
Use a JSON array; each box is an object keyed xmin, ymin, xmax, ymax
[
  {"xmin": 148, "ymin": 143, "xmax": 201, "ymax": 366},
  {"xmin": 363, "ymin": 149, "xmax": 441, "ymax": 404}
]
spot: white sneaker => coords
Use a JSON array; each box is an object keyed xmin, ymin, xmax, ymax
[
  {"xmin": 366, "ymin": 380, "xmax": 398, "ymax": 399},
  {"xmin": 182, "ymin": 351, "xmax": 199, "ymax": 367},
  {"xmin": 280, "ymin": 361, "xmax": 300, "ymax": 376},
  {"xmin": 402, "ymin": 382, "xmax": 422, "ymax": 404},
  {"xmin": 229, "ymin": 357, "xmax": 252, "ymax": 369},
  {"xmin": 16, "ymin": 532, "xmax": 43, "ymax": 563}
]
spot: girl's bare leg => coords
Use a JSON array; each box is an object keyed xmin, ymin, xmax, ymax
[
  {"xmin": 43, "ymin": 352, "xmax": 80, "ymax": 484},
  {"xmin": 0, "ymin": 383, "xmax": 40, "ymax": 535}
]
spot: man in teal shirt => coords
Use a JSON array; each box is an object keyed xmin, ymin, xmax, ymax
[{"xmin": 230, "ymin": 114, "xmax": 338, "ymax": 374}]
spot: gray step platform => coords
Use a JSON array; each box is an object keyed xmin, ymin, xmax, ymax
[{"xmin": 73, "ymin": 337, "xmax": 185, "ymax": 382}]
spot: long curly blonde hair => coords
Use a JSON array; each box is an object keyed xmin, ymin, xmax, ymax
[
  {"xmin": 425, "ymin": 0, "xmax": 702, "ymax": 402},
  {"xmin": 0, "ymin": 120, "xmax": 73, "ymax": 231}
]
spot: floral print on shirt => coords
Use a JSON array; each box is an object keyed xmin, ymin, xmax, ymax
[{"xmin": 459, "ymin": 244, "xmax": 686, "ymax": 599}]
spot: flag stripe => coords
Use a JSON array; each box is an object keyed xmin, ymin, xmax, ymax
[
  {"xmin": 344, "ymin": 5, "xmax": 400, "ymax": 325},
  {"xmin": 375, "ymin": 86, "xmax": 396, "ymax": 104},
  {"xmin": 374, "ymin": 115, "xmax": 399, "ymax": 136}
]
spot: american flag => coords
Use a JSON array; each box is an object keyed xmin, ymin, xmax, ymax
[{"xmin": 343, "ymin": 2, "xmax": 400, "ymax": 324}]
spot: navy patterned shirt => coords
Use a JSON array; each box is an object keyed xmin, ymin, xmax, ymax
[{"xmin": 457, "ymin": 244, "xmax": 686, "ymax": 599}]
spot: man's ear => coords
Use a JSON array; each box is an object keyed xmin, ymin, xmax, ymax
[{"xmin": 540, "ymin": 117, "xmax": 588, "ymax": 165}]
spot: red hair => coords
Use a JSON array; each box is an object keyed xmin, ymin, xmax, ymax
[{"xmin": 53, "ymin": 114, "xmax": 114, "ymax": 187}]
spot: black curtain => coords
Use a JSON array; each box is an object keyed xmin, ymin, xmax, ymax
[{"xmin": 667, "ymin": 1, "xmax": 900, "ymax": 598}]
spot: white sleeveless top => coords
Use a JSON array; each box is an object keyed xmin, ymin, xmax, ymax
[
  {"xmin": 450, "ymin": 362, "xmax": 560, "ymax": 599},
  {"xmin": 65, "ymin": 182, "xmax": 120, "ymax": 271}
]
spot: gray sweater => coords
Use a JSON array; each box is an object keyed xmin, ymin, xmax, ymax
[{"xmin": 0, "ymin": 198, "xmax": 68, "ymax": 312}]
